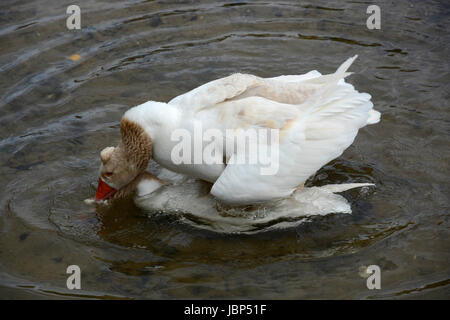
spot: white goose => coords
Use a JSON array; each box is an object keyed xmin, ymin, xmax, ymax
[{"xmin": 94, "ymin": 55, "xmax": 380, "ymax": 207}]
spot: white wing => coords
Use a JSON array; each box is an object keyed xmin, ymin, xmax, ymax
[
  {"xmin": 168, "ymin": 73, "xmax": 264, "ymax": 112},
  {"xmin": 209, "ymin": 56, "xmax": 380, "ymax": 205},
  {"xmin": 168, "ymin": 70, "xmax": 327, "ymax": 113}
]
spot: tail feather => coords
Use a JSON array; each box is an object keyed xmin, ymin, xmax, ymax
[
  {"xmin": 299, "ymin": 55, "xmax": 380, "ymax": 132},
  {"xmin": 367, "ymin": 109, "xmax": 381, "ymax": 124},
  {"xmin": 300, "ymin": 55, "xmax": 360, "ymax": 117},
  {"xmin": 305, "ymin": 55, "xmax": 357, "ymax": 86},
  {"xmin": 288, "ymin": 57, "xmax": 380, "ymax": 184},
  {"xmin": 335, "ymin": 55, "xmax": 358, "ymax": 77}
]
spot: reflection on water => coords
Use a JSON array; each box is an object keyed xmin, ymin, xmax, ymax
[{"xmin": 0, "ymin": 0, "xmax": 449, "ymax": 299}]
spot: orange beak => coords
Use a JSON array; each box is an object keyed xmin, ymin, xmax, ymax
[{"xmin": 95, "ymin": 177, "xmax": 117, "ymax": 201}]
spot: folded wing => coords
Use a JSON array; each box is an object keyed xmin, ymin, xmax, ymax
[{"xmin": 171, "ymin": 57, "xmax": 380, "ymax": 205}]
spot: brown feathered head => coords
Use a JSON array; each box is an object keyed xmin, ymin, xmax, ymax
[{"xmin": 95, "ymin": 118, "xmax": 153, "ymax": 201}]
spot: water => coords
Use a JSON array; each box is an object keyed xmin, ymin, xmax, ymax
[{"xmin": 0, "ymin": 0, "xmax": 449, "ymax": 299}]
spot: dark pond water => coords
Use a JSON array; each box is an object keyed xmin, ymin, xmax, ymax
[{"xmin": 0, "ymin": 0, "xmax": 449, "ymax": 299}]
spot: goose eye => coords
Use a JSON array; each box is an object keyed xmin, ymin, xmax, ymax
[{"xmin": 104, "ymin": 172, "xmax": 113, "ymax": 177}]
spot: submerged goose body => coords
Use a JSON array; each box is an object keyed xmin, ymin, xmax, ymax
[
  {"xmin": 95, "ymin": 56, "xmax": 380, "ymax": 206},
  {"xmin": 132, "ymin": 171, "xmax": 374, "ymax": 233}
]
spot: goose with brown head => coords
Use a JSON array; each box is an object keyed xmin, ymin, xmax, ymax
[{"xmin": 96, "ymin": 118, "xmax": 160, "ymax": 201}]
